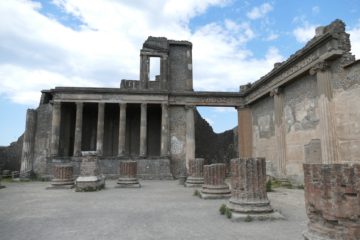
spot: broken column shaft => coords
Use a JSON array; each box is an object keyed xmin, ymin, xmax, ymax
[
  {"xmin": 117, "ymin": 160, "xmax": 140, "ymax": 188},
  {"xmin": 200, "ymin": 163, "xmax": 230, "ymax": 199},
  {"xmin": 185, "ymin": 158, "xmax": 204, "ymax": 187},
  {"xmin": 50, "ymin": 164, "xmax": 74, "ymax": 188}
]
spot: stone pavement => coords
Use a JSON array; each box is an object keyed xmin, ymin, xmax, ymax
[{"xmin": 0, "ymin": 180, "xmax": 307, "ymax": 240}]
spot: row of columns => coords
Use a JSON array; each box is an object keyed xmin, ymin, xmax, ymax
[{"xmin": 50, "ymin": 102, "xmax": 170, "ymax": 158}]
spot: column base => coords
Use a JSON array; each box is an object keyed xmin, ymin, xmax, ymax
[
  {"xmin": 200, "ymin": 184, "xmax": 231, "ymax": 199},
  {"xmin": 230, "ymin": 210, "xmax": 285, "ymax": 222},
  {"xmin": 116, "ymin": 177, "xmax": 141, "ymax": 188},
  {"xmin": 47, "ymin": 178, "xmax": 74, "ymax": 190},
  {"xmin": 228, "ymin": 198, "xmax": 274, "ymax": 214},
  {"xmin": 75, "ymin": 175, "xmax": 105, "ymax": 192},
  {"xmin": 185, "ymin": 177, "xmax": 204, "ymax": 187},
  {"xmin": 303, "ymin": 230, "xmax": 334, "ymax": 240}
]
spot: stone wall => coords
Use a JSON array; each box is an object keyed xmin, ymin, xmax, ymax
[{"xmin": 0, "ymin": 135, "xmax": 23, "ymax": 172}]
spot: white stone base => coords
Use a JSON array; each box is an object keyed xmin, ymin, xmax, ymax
[
  {"xmin": 75, "ymin": 175, "xmax": 105, "ymax": 192},
  {"xmin": 199, "ymin": 191, "xmax": 231, "ymax": 199},
  {"xmin": 303, "ymin": 230, "xmax": 332, "ymax": 240},
  {"xmin": 230, "ymin": 210, "xmax": 285, "ymax": 222}
]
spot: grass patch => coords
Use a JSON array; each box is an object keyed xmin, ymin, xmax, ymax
[
  {"xmin": 219, "ymin": 204, "xmax": 227, "ymax": 215},
  {"xmin": 244, "ymin": 215, "xmax": 253, "ymax": 222}
]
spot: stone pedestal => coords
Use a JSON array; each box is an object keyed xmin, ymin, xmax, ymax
[
  {"xmin": 303, "ymin": 164, "xmax": 360, "ymax": 240},
  {"xmin": 117, "ymin": 160, "xmax": 140, "ymax": 188},
  {"xmin": 185, "ymin": 158, "xmax": 204, "ymax": 187},
  {"xmin": 48, "ymin": 164, "xmax": 74, "ymax": 189},
  {"xmin": 200, "ymin": 163, "xmax": 230, "ymax": 199},
  {"xmin": 227, "ymin": 158, "xmax": 282, "ymax": 221},
  {"xmin": 75, "ymin": 152, "xmax": 105, "ymax": 192}
]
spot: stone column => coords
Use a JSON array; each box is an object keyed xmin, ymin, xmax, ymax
[
  {"xmin": 228, "ymin": 158, "xmax": 273, "ymax": 216},
  {"xmin": 20, "ymin": 109, "xmax": 37, "ymax": 177},
  {"xmin": 96, "ymin": 102, "xmax": 105, "ymax": 156},
  {"xmin": 117, "ymin": 160, "xmax": 140, "ymax": 188},
  {"xmin": 160, "ymin": 56, "xmax": 168, "ymax": 90},
  {"xmin": 140, "ymin": 54, "xmax": 149, "ymax": 89},
  {"xmin": 200, "ymin": 163, "xmax": 231, "ymax": 199},
  {"xmin": 237, "ymin": 107, "xmax": 253, "ymax": 158},
  {"xmin": 185, "ymin": 158, "xmax": 204, "ymax": 187},
  {"xmin": 50, "ymin": 164, "xmax": 74, "ymax": 188},
  {"xmin": 185, "ymin": 105, "xmax": 195, "ymax": 169},
  {"xmin": 271, "ymin": 88, "xmax": 287, "ymax": 177},
  {"xmin": 118, "ymin": 103, "xmax": 127, "ymax": 157},
  {"xmin": 73, "ymin": 102, "xmax": 83, "ymax": 157},
  {"xmin": 160, "ymin": 103, "xmax": 169, "ymax": 157},
  {"xmin": 310, "ymin": 61, "xmax": 338, "ymax": 164},
  {"xmin": 50, "ymin": 101, "xmax": 61, "ymax": 157},
  {"xmin": 139, "ymin": 103, "xmax": 147, "ymax": 157},
  {"xmin": 303, "ymin": 163, "xmax": 360, "ymax": 240}
]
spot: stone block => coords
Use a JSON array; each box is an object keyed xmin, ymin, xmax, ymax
[{"xmin": 75, "ymin": 153, "xmax": 105, "ymax": 192}]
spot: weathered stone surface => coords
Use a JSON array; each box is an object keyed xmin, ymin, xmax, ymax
[
  {"xmin": 49, "ymin": 164, "xmax": 74, "ymax": 188},
  {"xmin": 303, "ymin": 164, "xmax": 360, "ymax": 240},
  {"xmin": 185, "ymin": 158, "xmax": 204, "ymax": 187},
  {"xmin": 200, "ymin": 163, "xmax": 230, "ymax": 199},
  {"xmin": 304, "ymin": 139, "xmax": 322, "ymax": 164},
  {"xmin": 117, "ymin": 160, "xmax": 140, "ymax": 188},
  {"xmin": 75, "ymin": 152, "xmax": 105, "ymax": 192}
]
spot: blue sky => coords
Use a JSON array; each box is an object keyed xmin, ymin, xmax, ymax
[{"xmin": 1, "ymin": 0, "xmax": 360, "ymax": 146}]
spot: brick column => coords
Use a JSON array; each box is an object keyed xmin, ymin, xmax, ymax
[
  {"xmin": 117, "ymin": 160, "xmax": 140, "ymax": 188},
  {"xmin": 185, "ymin": 105, "xmax": 195, "ymax": 169},
  {"xmin": 185, "ymin": 158, "xmax": 204, "ymax": 187},
  {"xmin": 50, "ymin": 164, "xmax": 74, "ymax": 187},
  {"xmin": 271, "ymin": 88, "xmax": 287, "ymax": 177},
  {"xmin": 160, "ymin": 103, "xmax": 169, "ymax": 157},
  {"xmin": 20, "ymin": 109, "xmax": 37, "ymax": 177},
  {"xmin": 228, "ymin": 158, "xmax": 273, "ymax": 214},
  {"xmin": 96, "ymin": 102, "xmax": 105, "ymax": 156},
  {"xmin": 118, "ymin": 103, "xmax": 127, "ymax": 157},
  {"xmin": 50, "ymin": 102, "xmax": 61, "ymax": 157},
  {"xmin": 237, "ymin": 107, "xmax": 252, "ymax": 158},
  {"xmin": 310, "ymin": 61, "xmax": 338, "ymax": 164},
  {"xmin": 303, "ymin": 163, "xmax": 360, "ymax": 240},
  {"xmin": 200, "ymin": 163, "xmax": 230, "ymax": 199},
  {"xmin": 73, "ymin": 102, "xmax": 83, "ymax": 157},
  {"xmin": 139, "ymin": 103, "xmax": 147, "ymax": 157}
]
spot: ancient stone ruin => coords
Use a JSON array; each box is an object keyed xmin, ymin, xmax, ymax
[
  {"xmin": 185, "ymin": 158, "xmax": 204, "ymax": 187},
  {"xmin": 200, "ymin": 163, "xmax": 231, "ymax": 199},
  {"xmin": 303, "ymin": 163, "xmax": 360, "ymax": 240},
  {"xmin": 75, "ymin": 152, "xmax": 105, "ymax": 192},
  {"xmin": 117, "ymin": 160, "xmax": 141, "ymax": 188},
  {"xmin": 49, "ymin": 163, "xmax": 74, "ymax": 189}
]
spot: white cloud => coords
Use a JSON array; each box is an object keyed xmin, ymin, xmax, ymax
[
  {"xmin": 293, "ymin": 24, "xmax": 316, "ymax": 43},
  {"xmin": 264, "ymin": 32, "xmax": 279, "ymax": 41},
  {"xmin": 0, "ymin": 0, "xmax": 283, "ymax": 106},
  {"xmin": 312, "ymin": 6, "xmax": 320, "ymax": 14},
  {"xmin": 246, "ymin": 3, "xmax": 273, "ymax": 20},
  {"xmin": 350, "ymin": 24, "xmax": 360, "ymax": 59}
]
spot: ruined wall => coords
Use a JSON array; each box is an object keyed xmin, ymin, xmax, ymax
[
  {"xmin": 33, "ymin": 104, "xmax": 52, "ymax": 176},
  {"xmin": 195, "ymin": 110, "xmax": 236, "ymax": 165},
  {"xmin": 0, "ymin": 136, "xmax": 23, "ymax": 172},
  {"xmin": 283, "ymin": 74, "xmax": 320, "ymax": 182},
  {"xmin": 251, "ymin": 96, "xmax": 276, "ymax": 169},
  {"xmin": 332, "ymin": 60, "xmax": 360, "ymax": 163}
]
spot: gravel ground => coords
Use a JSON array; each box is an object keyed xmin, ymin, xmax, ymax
[{"xmin": 0, "ymin": 180, "xmax": 307, "ymax": 240}]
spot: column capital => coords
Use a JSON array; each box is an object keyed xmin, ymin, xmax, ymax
[
  {"xmin": 309, "ymin": 61, "xmax": 330, "ymax": 75},
  {"xmin": 269, "ymin": 87, "xmax": 282, "ymax": 97}
]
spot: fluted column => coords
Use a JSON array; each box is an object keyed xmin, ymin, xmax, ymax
[
  {"xmin": 117, "ymin": 160, "xmax": 140, "ymax": 188},
  {"xmin": 51, "ymin": 164, "xmax": 74, "ymax": 187},
  {"xmin": 73, "ymin": 102, "xmax": 83, "ymax": 157},
  {"xmin": 200, "ymin": 163, "xmax": 231, "ymax": 199},
  {"xmin": 271, "ymin": 88, "xmax": 287, "ymax": 177},
  {"xmin": 310, "ymin": 61, "xmax": 338, "ymax": 164},
  {"xmin": 185, "ymin": 105, "xmax": 195, "ymax": 169},
  {"xmin": 50, "ymin": 102, "xmax": 61, "ymax": 157},
  {"xmin": 160, "ymin": 103, "xmax": 169, "ymax": 157},
  {"xmin": 185, "ymin": 158, "xmax": 204, "ymax": 187},
  {"xmin": 118, "ymin": 103, "xmax": 127, "ymax": 157},
  {"xmin": 139, "ymin": 103, "xmax": 147, "ymax": 157},
  {"xmin": 96, "ymin": 102, "xmax": 105, "ymax": 156},
  {"xmin": 228, "ymin": 158, "xmax": 273, "ymax": 213},
  {"xmin": 237, "ymin": 107, "xmax": 253, "ymax": 158},
  {"xmin": 20, "ymin": 109, "xmax": 37, "ymax": 176}
]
